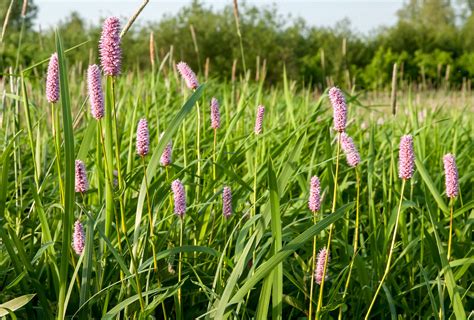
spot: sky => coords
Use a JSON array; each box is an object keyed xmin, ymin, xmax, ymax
[{"xmin": 34, "ymin": 0, "xmax": 405, "ymax": 34}]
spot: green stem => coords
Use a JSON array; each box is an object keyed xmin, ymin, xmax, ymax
[
  {"xmin": 52, "ymin": 103, "xmax": 64, "ymax": 203},
  {"xmin": 177, "ymin": 217, "xmax": 184, "ymax": 320},
  {"xmin": 308, "ymin": 214, "xmax": 318, "ymax": 320},
  {"xmin": 142, "ymin": 156, "xmax": 158, "ymax": 271},
  {"xmin": 316, "ymin": 132, "xmax": 341, "ymax": 319},
  {"xmin": 447, "ymin": 199, "xmax": 454, "ymax": 261},
  {"xmin": 339, "ymin": 168, "xmax": 360, "ymax": 319},
  {"xmin": 196, "ymin": 101, "xmax": 202, "ymax": 201},
  {"xmin": 365, "ymin": 179, "xmax": 407, "ymax": 320}
]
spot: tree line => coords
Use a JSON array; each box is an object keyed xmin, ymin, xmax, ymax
[{"xmin": 2, "ymin": 0, "xmax": 474, "ymax": 90}]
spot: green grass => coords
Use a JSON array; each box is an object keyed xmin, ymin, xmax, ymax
[{"xmin": 0, "ymin": 34, "xmax": 473, "ymax": 319}]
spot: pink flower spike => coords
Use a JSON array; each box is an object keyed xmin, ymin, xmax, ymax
[
  {"xmin": 46, "ymin": 53, "xmax": 59, "ymax": 103},
  {"xmin": 159, "ymin": 132, "xmax": 172, "ymax": 166},
  {"xmin": 172, "ymin": 180, "xmax": 186, "ymax": 217},
  {"xmin": 73, "ymin": 220, "xmax": 85, "ymax": 255},
  {"xmin": 443, "ymin": 153, "xmax": 459, "ymax": 198},
  {"xmin": 223, "ymin": 186, "xmax": 232, "ymax": 218},
  {"xmin": 136, "ymin": 118, "xmax": 150, "ymax": 157},
  {"xmin": 328, "ymin": 87, "xmax": 347, "ymax": 132},
  {"xmin": 99, "ymin": 17, "xmax": 122, "ymax": 76},
  {"xmin": 75, "ymin": 160, "xmax": 89, "ymax": 193},
  {"xmin": 398, "ymin": 135, "xmax": 415, "ymax": 180},
  {"xmin": 177, "ymin": 61, "xmax": 199, "ymax": 90},
  {"xmin": 340, "ymin": 132, "xmax": 361, "ymax": 167},
  {"xmin": 87, "ymin": 64, "xmax": 104, "ymax": 120},
  {"xmin": 315, "ymin": 247, "xmax": 330, "ymax": 285},
  {"xmin": 254, "ymin": 105, "xmax": 265, "ymax": 135},
  {"xmin": 210, "ymin": 97, "xmax": 221, "ymax": 129},
  {"xmin": 308, "ymin": 176, "xmax": 321, "ymax": 213}
]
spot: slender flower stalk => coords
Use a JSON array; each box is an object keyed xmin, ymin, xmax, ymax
[
  {"xmin": 160, "ymin": 132, "xmax": 172, "ymax": 166},
  {"xmin": 75, "ymin": 160, "xmax": 88, "ymax": 194},
  {"xmin": 308, "ymin": 176, "xmax": 321, "ymax": 320},
  {"xmin": 316, "ymin": 133, "xmax": 341, "ymax": 319},
  {"xmin": 87, "ymin": 64, "xmax": 105, "ymax": 120},
  {"xmin": 328, "ymin": 87, "xmax": 347, "ymax": 132},
  {"xmin": 136, "ymin": 118, "xmax": 157, "ymax": 270},
  {"xmin": 339, "ymin": 168, "xmax": 361, "ymax": 320},
  {"xmin": 365, "ymin": 135, "xmax": 415, "ymax": 320},
  {"xmin": 171, "ymin": 179, "xmax": 186, "ymax": 319},
  {"xmin": 47, "ymin": 53, "xmax": 63, "ymax": 201},
  {"xmin": 46, "ymin": 53, "xmax": 59, "ymax": 103},
  {"xmin": 443, "ymin": 153, "xmax": 459, "ymax": 260},
  {"xmin": 99, "ymin": 17, "xmax": 122, "ymax": 76},
  {"xmin": 211, "ymin": 98, "xmax": 220, "ymax": 187},
  {"xmin": 72, "ymin": 220, "xmax": 85, "ymax": 255}
]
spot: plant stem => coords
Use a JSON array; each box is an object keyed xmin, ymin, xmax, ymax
[
  {"xmin": 447, "ymin": 199, "xmax": 454, "ymax": 260},
  {"xmin": 196, "ymin": 101, "xmax": 201, "ymax": 201},
  {"xmin": 316, "ymin": 132, "xmax": 341, "ymax": 319},
  {"xmin": 142, "ymin": 156, "xmax": 157, "ymax": 271},
  {"xmin": 308, "ymin": 214, "xmax": 317, "ymax": 320},
  {"xmin": 213, "ymin": 128, "xmax": 217, "ymax": 192},
  {"xmin": 339, "ymin": 168, "xmax": 360, "ymax": 319},
  {"xmin": 177, "ymin": 217, "xmax": 184, "ymax": 320},
  {"xmin": 365, "ymin": 178, "xmax": 406, "ymax": 320},
  {"xmin": 51, "ymin": 103, "xmax": 64, "ymax": 203}
]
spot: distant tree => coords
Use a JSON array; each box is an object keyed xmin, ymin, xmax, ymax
[{"xmin": 0, "ymin": 0, "xmax": 38, "ymax": 32}]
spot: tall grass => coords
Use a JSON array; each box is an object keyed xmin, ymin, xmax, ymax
[{"xmin": 0, "ymin": 28, "xmax": 472, "ymax": 320}]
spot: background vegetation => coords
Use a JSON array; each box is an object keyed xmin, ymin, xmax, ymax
[{"xmin": 3, "ymin": 0, "xmax": 474, "ymax": 89}]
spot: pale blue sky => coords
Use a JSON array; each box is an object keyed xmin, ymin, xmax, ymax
[{"xmin": 35, "ymin": 0, "xmax": 405, "ymax": 34}]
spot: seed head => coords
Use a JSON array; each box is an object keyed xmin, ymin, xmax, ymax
[
  {"xmin": 315, "ymin": 247, "xmax": 330, "ymax": 285},
  {"xmin": 159, "ymin": 132, "xmax": 172, "ymax": 166},
  {"xmin": 46, "ymin": 53, "xmax": 59, "ymax": 103},
  {"xmin": 99, "ymin": 17, "xmax": 122, "ymax": 76},
  {"xmin": 223, "ymin": 186, "xmax": 232, "ymax": 218},
  {"xmin": 177, "ymin": 61, "xmax": 199, "ymax": 90},
  {"xmin": 340, "ymin": 132, "xmax": 361, "ymax": 167},
  {"xmin": 254, "ymin": 105, "xmax": 265, "ymax": 135},
  {"xmin": 73, "ymin": 220, "xmax": 85, "ymax": 255},
  {"xmin": 308, "ymin": 176, "xmax": 321, "ymax": 213},
  {"xmin": 75, "ymin": 160, "xmax": 89, "ymax": 193},
  {"xmin": 210, "ymin": 97, "xmax": 221, "ymax": 129},
  {"xmin": 328, "ymin": 87, "xmax": 347, "ymax": 132},
  {"xmin": 171, "ymin": 179, "xmax": 186, "ymax": 217},
  {"xmin": 443, "ymin": 153, "xmax": 459, "ymax": 198},
  {"xmin": 398, "ymin": 134, "xmax": 415, "ymax": 180},
  {"xmin": 87, "ymin": 64, "xmax": 104, "ymax": 120},
  {"xmin": 136, "ymin": 118, "xmax": 149, "ymax": 157}
]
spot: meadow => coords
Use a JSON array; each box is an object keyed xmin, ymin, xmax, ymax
[{"xmin": 0, "ymin": 11, "xmax": 473, "ymax": 320}]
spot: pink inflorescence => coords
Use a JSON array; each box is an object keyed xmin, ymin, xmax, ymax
[
  {"xmin": 159, "ymin": 132, "xmax": 172, "ymax": 166},
  {"xmin": 46, "ymin": 53, "xmax": 59, "ymax": 103},
  {"xmin": 177, "ymin": 61, "xmax": 199, "ymax": 90},
  {"xmin": 398, "ymin": 134, "xmax": 415, "ymax": 180},
  {"xmin": 99, "ymin": 17, "xmax": 122, "ymax": 76},
  {"xmin": 308, "ymin": 176, "xmax": 321, "ymax": 213},
  {"xmin": 340, "ymin": 132, "xmax": 361, "ymax": 167},
  {"xmin": 328, "ymin": 87, "xmax": 347, "ymax": 132},
  {"xmin": 73, "ymin": 220, "xmax": 85, "ymax": 255},
  {"xmin": 254, "ymin": 105, "xmax": 265, "ymax": 135},
  {"xmin": 315, "ymin": 247, "xmax": 330, "ymax": 285},
  {"xmin": 136, "ymin": 118, "xmax": 150, "ymax": 157},
  {"xmin": 87, "ymin": 64, "xmax": 105, "ymax": 120},
  {"xmin": 443, "ymin": 153, "xmax": 459, "ymax": 198},
  {"xmin": 75, "ymin": 160, "xmax": 89, "ymax": 193},
  {"xmin": 210, "ymin": 97, "xmax": 221, "ymax": 129},
  {"xmin": 172, "ymin": 180, "xmax": 186, "ymax": 217},
  {"xmin": 222, "ymin": 186, "xmax": 232, "ymax": 218}
]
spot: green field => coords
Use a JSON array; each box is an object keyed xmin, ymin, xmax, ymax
[{"xmin": 1, "ymin": 6, "xmax": 473, "ymax": 320}]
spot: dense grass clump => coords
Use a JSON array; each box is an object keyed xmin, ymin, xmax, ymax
[{"xmin": 0, "ymin": 26, "xmax": 472, "ymax": 320}]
